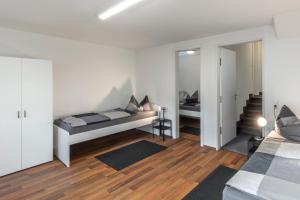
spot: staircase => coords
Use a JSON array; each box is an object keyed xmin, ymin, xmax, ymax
[{"xmin": 237, "ymin": 93, "xmax": 262, "ymax": 136}]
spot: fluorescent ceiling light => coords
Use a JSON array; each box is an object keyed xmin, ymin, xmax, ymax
[
  {"xmin": 99, "ymin": 0, "xmax": 145, "ymax": 20},
  {"xmin": 186, "ymin": 50, "xmax": 195, "ymax": 55}
]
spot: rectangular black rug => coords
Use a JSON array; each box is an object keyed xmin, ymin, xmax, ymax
[
  {"xmin": 95, "ymin": 140, "xmax": 167, "ymax": 171},
  {"xmin": 182, "ymin": 165, "xmax": 237, "ymax": 200},
  {"xmin": 180, "ymin": 126, "xmax": 201, "ymax": 136}
]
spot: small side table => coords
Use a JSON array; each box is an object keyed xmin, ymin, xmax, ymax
[
  {"xmin": 248, "ymin": 137, "xmax": 263, "ymax": 158},
  {"xmin": 152, "ymin": 118, "xmax": 172, "ymax": 141}
]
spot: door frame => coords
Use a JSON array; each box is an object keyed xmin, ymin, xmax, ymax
[
  {"xmin": 175, "ymin": 48, "xmax": 203, "ymax": 146},
  {"xmin": 217, "ymin": 39, "xmax": 265, "ymax": 149}
]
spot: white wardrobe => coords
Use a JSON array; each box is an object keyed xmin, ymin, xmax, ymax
[{"xmin": 0, "ymin": 57, "xmax": 53, "ymax": 176}]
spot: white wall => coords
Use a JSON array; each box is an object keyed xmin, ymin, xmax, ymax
[
  {"xmin": 136, "ymin": 27, "xmax": 265, "ymax": 148},
  {"xmin": 137, "ymin": 25, "xmax": 300, "ymax": 149},
  {"xmin": 136, "ymin": 45, "xmax": 176, "ymax": 137},
  {"xmin": 175, "ymin": 28, "xmax": 265, "ymax": 149},
  {"xmin": 264, "ymin": 26, "xmax": 300, "ymax": 132},
  {"xmin": 253, "ymin": 41, "xmax": 262, "ymax": 95},
  {"xmin": 178, "ymin": 53, "xmax": 201, "ymax": 96},
  {"xmin": 0, "ymin": 27, "xmax": 136, "ymax": 119},
  {"xmin": 3, "ymin": 24, "xmax": 299, "ymax": 149}
]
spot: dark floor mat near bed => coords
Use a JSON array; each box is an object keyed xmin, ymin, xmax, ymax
[
  {"xmin": 95, "ymin": 140, "xmax": 167, "ymax": 171},
  {"xmin": 182, "ymin": 165, "xmax": 237, "ymax": 200},
  {"xmin": 180, "ymin": 126, "xmax": 201, "ymax": 135}
]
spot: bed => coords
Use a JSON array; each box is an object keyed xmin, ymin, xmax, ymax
[
  {"xmin": 179, "ymin": 102, "xmax": 201, "ymax": 119},
  {"xmin": 53, "ymin": 109, "xmax": 158, "ymax": 167},
  {"xmin": 223, "ymin": 131, "xmax": 300, "ymax": 200}
]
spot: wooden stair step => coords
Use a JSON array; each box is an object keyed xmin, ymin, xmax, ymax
[
  {"xmin": 244, "ymin": 105, "xmax": 262, "ymax": 110},
  {"xmin": 237, "ymin": 124, "xmax": 261, "ymax": 130},
  {"xmin": 249, "ymin": 93, "xmax": 262, "ymax": 99},
  {"xmin": 247, "ymin": 100, "xmax": 262, "ymax": 106},
  {"xmin": 243, "ymin": 108, "xmax": 262, "ymax": 114},
  {"xmin": 250, "ymin": 95, "xmax": 262, "ymax": 99},
  {"xmin": 237, "ymin": 93, "xmax": 263, "ymax": 136},
  {"xmin": 241, "ymin": 119, "xmax": 259, "ymax": 127}
]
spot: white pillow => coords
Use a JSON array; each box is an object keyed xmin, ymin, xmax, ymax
[{"xmin": 101, "ymin": 111, "xmax": 131, "ymax": 120}]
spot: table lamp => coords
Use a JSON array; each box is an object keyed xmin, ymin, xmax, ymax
[{"xmin": 256, "ymin": 117, "xmax": 267, "ymax": 141}]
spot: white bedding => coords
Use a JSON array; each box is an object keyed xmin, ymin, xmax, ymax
[
  {"xmin": 101, "ymin": 111, "xmax": 131, "ymax": 120},
  {"xmin": 179, "ymin": 109, "xmax": 201, "ymax": 118},
  {"xmin": 62, "ymin": 117, "xmax": 86, "ymax": 127}
]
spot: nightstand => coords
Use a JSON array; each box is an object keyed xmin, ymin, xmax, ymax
[
  {"xmin": 248, "ymin": 137, "xmax": 263, "ymax": 158},
  {"xmin": 152, "ymin": 118, "xmax": 172, "ymax": 142}
]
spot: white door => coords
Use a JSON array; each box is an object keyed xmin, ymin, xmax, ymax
[
  {"xmin": 0, "ymin": 57, "xmax": 22, "ymax": 176},
  {"xmin": 21, "ymin": 59, "xmax": 53, "ymax": 169},
  {"xmin": 220, "ymin": 48, "xmax": 237, "ymax": 146}
]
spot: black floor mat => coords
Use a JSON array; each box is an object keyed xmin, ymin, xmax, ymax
[
  {"xmin": 182, "ymin": 165, "xmax": 237, "ymax": 200},
  {"xmin": 180, "ymin": 126, "xmax": 201, "ymax": 135},
  {"xmin": 95, "ymin": 140, "xmax": 167, "ymax": 171}
]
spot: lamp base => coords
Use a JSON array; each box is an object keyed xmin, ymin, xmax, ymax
[{"xmin": 254, "ymin": 136, "xmax": 264, "ymax": 141}]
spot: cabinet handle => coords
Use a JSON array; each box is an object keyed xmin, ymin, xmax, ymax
[
  {"xmin": 17, "ymin": 111, "xmax": 21, "ymax": 119},
  {"xmin": 24, "ymin": 110, "xmax": 27, "ymax": 118}
]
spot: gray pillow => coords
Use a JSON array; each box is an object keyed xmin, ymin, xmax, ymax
[
  {"xmin": 185, "ymin": 90, "xmax": 199, "ymax": 104},
  {"xmin": 140, "ymin": 95, "xmax": 153, "ymax": 111},
  {"xmin": 276, "ymin": 105, "xmax": 300, "ymax": 141},
  {"xmin": 191, "ymin": 90, "xmax": 199, "ymax": 99},
  {"xmin": 179, "ymin": 91, "xmax": 190, "ymax": 103},
  {"xmin": 125, "ymin": 95, "xmax": 140, "ymax": 113},
  {"xmin": 280, "ymin": 116, "xmax": 300, "ymax": 126}
]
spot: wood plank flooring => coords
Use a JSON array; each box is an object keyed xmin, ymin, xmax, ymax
[{"xmin": 0, "ymin": 129, "xmax": 246, "ymax": 200}]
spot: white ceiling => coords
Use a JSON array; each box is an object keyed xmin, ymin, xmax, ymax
[{"xmin": 0, "ymin": 0, "xmax": 299, "ymax": 49}]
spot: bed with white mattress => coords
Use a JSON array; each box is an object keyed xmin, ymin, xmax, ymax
[
  {"xmin": 53, "ymin": 109, "xmax": 157, "ymax": 167},
  {"xmin": 179, "ymin": 102, "xmax": 201, "ymax": 119},
  {"xmin": 223, "ymin": 131, "xmax": 300, "ymax": 200}
]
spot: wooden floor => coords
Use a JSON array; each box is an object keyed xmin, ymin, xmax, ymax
[
  {"xmin": 179, "ymin": 116, "xmax": 200, "ymax": 129},
  {"xmin": 0, "ymin": 128, "xmax": 247, "ymax": 200}
]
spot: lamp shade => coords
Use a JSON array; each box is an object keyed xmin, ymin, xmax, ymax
[
  {"xmin": 157, "ymin": 106, "xmax": 162, "ymax": 112},
  {"xmin": 257, "ymin": 117, "xmax": 267, "ymax": 127}
]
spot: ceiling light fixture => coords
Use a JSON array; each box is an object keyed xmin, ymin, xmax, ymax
[
  {"xmin": 99, "ymin": 0, "xmax": 145, "ymax": 20},
  {"xmin": 186, "ymin": 50, "xmax": 195, "ymax": 55}
]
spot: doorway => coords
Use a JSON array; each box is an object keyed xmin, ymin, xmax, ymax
[
  {"xmin": 176, "ymin": 49, "xmax": 201, "ymax": 142},
  {"xmin": 219, "ymin": 41, "xmax": 263, "ymax": 155}
]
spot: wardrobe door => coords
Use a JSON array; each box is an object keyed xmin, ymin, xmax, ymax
[
  {"xmin": 21, "ymin": 59, "xmax": 53, "ymax": 169},
  {"xmin": 0, "ymin": 57, "xmax": 22, "ymax": 176}
]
